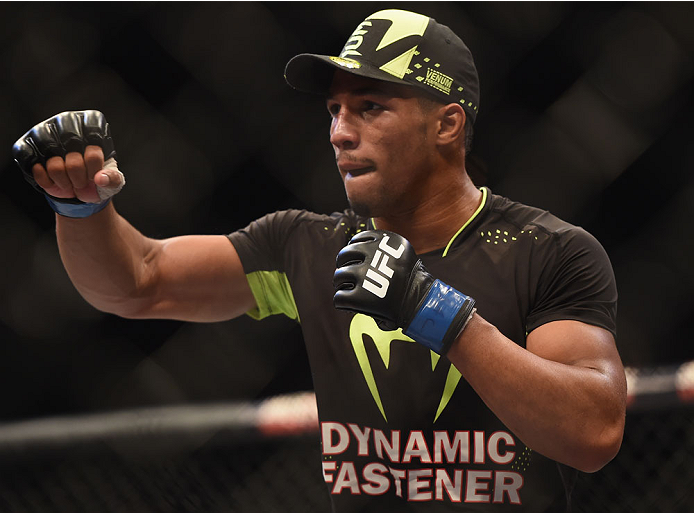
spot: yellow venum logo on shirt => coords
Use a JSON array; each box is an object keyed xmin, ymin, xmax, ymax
[{"xmin": 349, "ymin": 313, "xmax": 462, "ymax": 422}]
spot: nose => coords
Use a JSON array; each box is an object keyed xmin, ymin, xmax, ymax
[{"xmin": 330, "ymin": 110, "xmax": 359, "ymax": 151}]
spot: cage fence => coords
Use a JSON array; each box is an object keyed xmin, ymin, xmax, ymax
[{"xmin": 0, "ymin": 365, "xmax": 692, "ymax": 513}]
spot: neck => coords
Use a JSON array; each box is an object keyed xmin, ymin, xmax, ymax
[{"xmin": 374, "ymin": 174, "xmax": 483, "ymax": 254}]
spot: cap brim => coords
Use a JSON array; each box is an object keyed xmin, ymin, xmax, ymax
[{"xmin": 284, "ymin": 53, "xmax": 405, "ymax": 96}]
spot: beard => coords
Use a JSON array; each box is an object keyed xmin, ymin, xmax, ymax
[
  {"xmin": 347, "ymin": 198, "xmax": 373, "ymax": 217},
  {"xmin": 345, "ymin": 180, "xmax": 400, "ymax": 218}
]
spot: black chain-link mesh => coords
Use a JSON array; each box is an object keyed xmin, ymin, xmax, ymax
[
  {"xmin": 1, "ymin": 408, "xmax": 692, "ymax": 512},
  {"xmin": 0, "ymin": 437, "xmax": 329, "ymax": 513},
  {"xmin": 574, "ymin": 408, "xmax": 694, "ymax": 513}
]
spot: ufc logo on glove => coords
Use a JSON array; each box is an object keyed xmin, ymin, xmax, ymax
[
  {"xmin": 334, "ymin": 230, "xmax": 476, "ymax": 355},
  {"xmin": 363, "ymin": 235, "xmax": 406, "ymax": 298}
]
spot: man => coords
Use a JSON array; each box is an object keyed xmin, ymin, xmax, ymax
[{"xmin": 13, "ymin": 9, "xmax": 626, "ymax": 512}]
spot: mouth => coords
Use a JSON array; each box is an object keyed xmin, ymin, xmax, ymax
[{"xmin": 338, "ymin": 163, "xmax": 375, "ymax": 177}]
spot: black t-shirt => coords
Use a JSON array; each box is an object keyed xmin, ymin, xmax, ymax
[{"xmin": 227, "ymin": 188, "xmax": 618, "ymax": 512}]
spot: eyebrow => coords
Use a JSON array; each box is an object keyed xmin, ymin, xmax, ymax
[{"xmin": 326, "ymin": 86, "xmax": 394, "ymax": 102}]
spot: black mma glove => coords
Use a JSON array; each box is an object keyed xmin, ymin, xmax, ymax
[
  {"xmin": 333, "ymin": 230, "xmax": 476, "ymax": 355},
  {"xmin": 12, "ymin": 110, "xmax": 123, "ymax": 218}
]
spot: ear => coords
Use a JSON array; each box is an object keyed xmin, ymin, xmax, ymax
[{"xmin": 435, "ymin": 103, "xmax": 466, "ymax": 147}]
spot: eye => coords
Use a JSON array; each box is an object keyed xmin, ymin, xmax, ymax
[
  {"xmin": 364, "ymin": 101, "xmax": 383, "ymax": 112},
  {"xmin": 327, "ymin": 102, "xmax": 340, "ymax": 117}
]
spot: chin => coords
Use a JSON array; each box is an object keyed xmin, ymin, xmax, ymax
[
  {"xmin": 345, "ymin": 188, "xmax": 377, "ymax": 216},
  {"xmin": 347, "ymin": 199, "xmax": 373, "ymax": 217},
  {"xmin": 344, "ymin": 184, "xmax": 375, "ymax": 217},
  {"xmin": 347, "ymin": 194, "xmax": 394, "ymax": 218},
  {"xmin": 344, "ymin": 179, "xmax": 391, "ymax": 218}
]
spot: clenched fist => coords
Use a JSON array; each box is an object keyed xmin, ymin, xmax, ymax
[
  {"xmin": 12, "ymin": 110, "xmax": 125, "ymax": 217},
  {"xmin": 333, "ymin": 230, "xmax": 477, "ymax": 355}
]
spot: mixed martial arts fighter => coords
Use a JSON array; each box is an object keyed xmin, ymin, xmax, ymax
[{"xmin": 12, "ymin": 9, "xmax": 626, "ymax": 512}]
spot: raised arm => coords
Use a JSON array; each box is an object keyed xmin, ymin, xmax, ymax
[
  {"xmin": 13, "ymin": 111, "xmax": 256, "ymax": 322},
  {"xmin": 56, "ymin": 204, "xmax": 255, "ymax": 322}
]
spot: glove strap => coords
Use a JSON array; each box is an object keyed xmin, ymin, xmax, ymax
[
  {"xmin": 44, "ymin": 195, "xmax": 111, "ymax": 218},
  {"xmin": 404, "ymin": 279, "xmax": 476, "ymax": 355}
]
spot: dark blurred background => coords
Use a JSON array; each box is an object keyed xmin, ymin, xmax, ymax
[{"xmin": 1, "ymin": 1, "xmax": 692, "ymax": 422}]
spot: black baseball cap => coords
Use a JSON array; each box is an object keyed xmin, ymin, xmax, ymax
[{"xmin": 285, "ymin": 9, "xmax": 480, "ymax": 124}]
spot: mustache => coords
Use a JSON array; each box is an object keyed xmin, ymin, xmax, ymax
[{"xmin": 335, "ymin": 153, "xmax": 376, "ymax": 167}]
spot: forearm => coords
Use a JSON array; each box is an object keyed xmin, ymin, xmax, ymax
[
  {"xmin": 56, "ymin": 202, "xmax": 157, "ymax": 316},
  {"xmin": 16, "ymin": 111, "xmax": 255, "ymax": 321},
  {"xmin": 447, "ymin": 315, "xmax": 626, "ymax": 473}
]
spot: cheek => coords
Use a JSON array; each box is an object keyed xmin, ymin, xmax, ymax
[{"xmin": 383, "ymin": 130, "xmax": 427, "ymax": 172}]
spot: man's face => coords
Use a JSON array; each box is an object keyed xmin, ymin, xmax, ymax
[{"xmin": 326, "ymin": 71, "xmax": 439, "ymax": 217}]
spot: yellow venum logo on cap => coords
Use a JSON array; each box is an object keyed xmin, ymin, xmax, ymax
[
  {"xmin": 329, "ymin": 57, "xmax": 361, "ymax": 69},
  {"xmin": 425, "ymin": 67, "xmax": 453, "ymax": 95},
  {"xmin": 340, "ymin": 21, "xmax": 373, "ymax": 59},
  {"xmin": 340, "ymin": 9, "xmax": 430, "ymax": 80},
  {"xmin": 371, "ymin": 9, "xmax": 429, "ymax": 51}
]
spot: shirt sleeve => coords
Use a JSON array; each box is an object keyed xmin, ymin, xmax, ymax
[
  {"xmin": 226, "ymin": 210, "xmax": 304, "ymax": 321},
  {"xmin": 525, "ymin": 227, "xmax": 618, "ymax": 338}
]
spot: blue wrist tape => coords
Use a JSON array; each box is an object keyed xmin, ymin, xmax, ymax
[
  {"xmin": 404, "ymin": 279, "xmax": 475, "ymax": 354},
  {"xmin": 44, "ymin": 195, "xmax": 111, "ymax": 218}
]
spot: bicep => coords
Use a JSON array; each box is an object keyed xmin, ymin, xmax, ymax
[
  {"xmin": 134, "ymin": 234, "xmax": 256, "ymax": 322},
  {"xmin": 526, "ymin": 320, "xmax": 626, "ymax": 389}
]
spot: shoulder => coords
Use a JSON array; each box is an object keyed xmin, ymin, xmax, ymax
[
  {"xmin": 230, "ymin": 208, "xmax": 358, "ymax": 232},
  {"xmin": 486, "ymin": 194, "xmax": 618, "ymax": 335},
  {"xmin": 482, "ymin": 191, "xmax": 615, "ymax": 294},
  {"xmin": 253, "ymin": 208, "xmax": 362, "ymax": 225},
  {"xmin": 250, "ymin": 208, "xmax": 369, "ymax": 236},
  {"xmin": 487, "ymin": 192, "xmax": 607, "ymax": 255},
  {"xmin": 488, "ymin": 193, "xmax": 574, "ymax": 234},
  {"xmin": 228, "ymin": 208, "xmax": 371, "ymax": 255}
]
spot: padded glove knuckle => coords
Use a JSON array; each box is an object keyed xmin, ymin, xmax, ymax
[
  {"xmin": 333, "ymin": 266, "xmax": 357, "ymax": 290},
  {"xmin": 347, "ymin": 231, "xmax": 379, "ymax": 245},
  {"xmin": 11, "ymin": 138, "xmax": 40, "ymax": 188},
  {"xmin": 30, "ymin": 119, "xmax": 63, "ymax": 160},
  {"xmin": 12, "ymin": 110, "xmax": 117, "ymax": 193},
  {"xmin": 80, "ymin": 110, "xmax": 116, "ymax": 160},
  {"xmin": 55, "ymin": 111, "xmax": 85, "ymax": 154},
  {"xmin": 335, "ymin": 245, "xmax": 367, "ymax": 268},
  {"xmin": 13, "ymin": 110, "xmax": 116, "ymax": 167}
]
